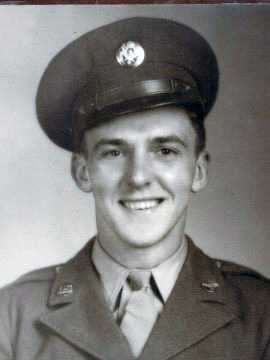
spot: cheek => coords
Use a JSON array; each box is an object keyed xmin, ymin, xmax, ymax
[
  {"xmin": 88, "ymin": 162, "xmax": 123, "ymax": 197},
  {"xmin": 156, "ymin": 161, "xmax": 195, "ymax": 191}
]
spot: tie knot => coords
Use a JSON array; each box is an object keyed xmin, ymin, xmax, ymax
[{"xmin": 127, "ymin": 270, "xmax": 151, "ymax": 291}]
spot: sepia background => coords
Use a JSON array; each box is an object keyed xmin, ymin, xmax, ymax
[{"xmin": 0, "ymin": 4, "xmax": 269, "ymax": 288}]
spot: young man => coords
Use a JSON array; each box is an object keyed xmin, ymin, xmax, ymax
[{"xmin": 0, "ymin": 17, "xmax": 269, "ymax": 360}]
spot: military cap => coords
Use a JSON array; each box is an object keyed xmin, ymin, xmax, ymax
[{"xmin": 36, "ymin": 17, "xmax": 219, "ymax": 151}]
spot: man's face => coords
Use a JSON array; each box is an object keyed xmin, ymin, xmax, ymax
[{"xmin": 74, "ymin": 107, "xmax": 208, "ymax": 252}]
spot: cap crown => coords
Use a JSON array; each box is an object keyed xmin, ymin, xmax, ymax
[{"xmin": 36, "ymin": 17, "xmax": 219, "ymax": 151}]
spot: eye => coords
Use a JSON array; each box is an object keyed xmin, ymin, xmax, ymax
[
  {"xmin": 159, "ymin": 147, "xmax": 178, "ymax": 156},
  {"xmin": 102, "ymin": 149, "xmax": 122, "ymax": 158},
  {"xmin": 109, "ymin": 150, "xmax": 121, "ymax": 157},
  {"xmin": 160, "ymin": 148, "xmax": 173, "ymax": 155}
]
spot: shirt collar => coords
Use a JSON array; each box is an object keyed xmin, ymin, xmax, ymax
[
  {"xmin": 151, "ymin": 237, "xmax": 187, "ymax": 302},
  {"xmin": 92, "ymin": 237, "xmax": 188, "ymax": 310}
]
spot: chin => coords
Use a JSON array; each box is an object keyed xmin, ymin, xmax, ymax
[{"xmin": 116, "ymin": 226, "xmax": 169, "ymax": 249}]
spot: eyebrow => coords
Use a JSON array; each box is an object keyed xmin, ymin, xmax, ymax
[
  {"xmin": 151, "ymin": 135, "xmax": 187, "ymax": 148},
  {"xmin": 93, "ymin": 138, "xmax": 126, "ymax": 151}
]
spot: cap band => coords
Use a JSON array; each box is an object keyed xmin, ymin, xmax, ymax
[{"xmin": 96, "ymin": 79, "xmax": 196, "ymax": 110}]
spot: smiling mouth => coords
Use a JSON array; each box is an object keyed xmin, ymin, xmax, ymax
[{"xmin": 120, "ymin": 199, "xmax": 164, "ymax": 211}]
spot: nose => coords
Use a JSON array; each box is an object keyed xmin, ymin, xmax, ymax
[{"xmin": 124, "ymin": 150, "xmax": 152, "ymax": 189}]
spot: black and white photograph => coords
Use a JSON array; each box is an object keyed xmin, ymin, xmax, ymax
[{"xmin": 0, "ymin": 4, "xmax": 270, "ymax": 359}]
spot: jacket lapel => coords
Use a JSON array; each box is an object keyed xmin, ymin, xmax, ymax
[
  {"xmin": 38, "ymin": 241, "xmax": 133, "ymax": 360},
  {"xmin": 141, "ymin": 239, "xmax": 238, "ymax": 360}
]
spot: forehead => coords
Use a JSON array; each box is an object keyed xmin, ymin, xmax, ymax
[{"xmin": 83, "ymin": 107, "xmax": 196, "ymax": 147}]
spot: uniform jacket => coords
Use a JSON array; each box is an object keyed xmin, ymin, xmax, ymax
[{"xmin": 0, "ymin": 238, "xmax": 270, "ymax": 360}]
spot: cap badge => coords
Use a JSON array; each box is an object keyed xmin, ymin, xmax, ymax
[{"xmin": 116, "ymin": 41, "xmax": 145, "ymax": 67}]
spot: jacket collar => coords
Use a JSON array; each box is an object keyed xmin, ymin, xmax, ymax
[{"xmin": 39, "ymin": 237, "xmax": 238, "ymax": 360}]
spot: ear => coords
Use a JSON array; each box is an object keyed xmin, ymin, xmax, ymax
[
  {"xmin": 191, "ymin": 151, "xmax": 209, "ymax": 193},
  {"xmin": 71, "ymin": 153, "xmax": 92, "ymax": 193}
]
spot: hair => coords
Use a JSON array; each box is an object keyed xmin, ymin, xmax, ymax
[{"xmin": 187, "ymin": 112, "xmax": 206, "ymax": 156}]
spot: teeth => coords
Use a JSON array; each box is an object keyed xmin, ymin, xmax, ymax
[{"xmin": 122, "ymin": 200, "xmax": 160, "ymax": 211}]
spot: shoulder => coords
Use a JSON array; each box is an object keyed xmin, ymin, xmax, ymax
[
  {"xmin": 218, "ymin": 258, "xmax": 270, "ymax": 288},
  {"xmin": 10, "ymin": 266, "xmax": 57, "ymax": 285},
  {"xmin": 0, "ymin": 265, "xmax": 59, "ymax": 311},
  {"xmin": 213, "ymin": 257, "xmax": 270, "ymax": 313},
  {"xmin": 188, "ymin": 234, "xmax": 270, "ymax": 289},
  {"xmin": 1, "ymin": 265, "xmax": 57, "ymax": 290},
  {"xmin": 191, "ymin": 239, "xmax": 270, "ymax": 296},
  {"xmin": 190, "ymin": 239, "xmax": 270, "ymax": 311},
  {"xmin": 0, "ymin": 240, "xmax": 94, "ymax": 306}
]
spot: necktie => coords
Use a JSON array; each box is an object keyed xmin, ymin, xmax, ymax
[{"xmin": 120, "ymin": 270, "xmax": 159, "ymax": 357}]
